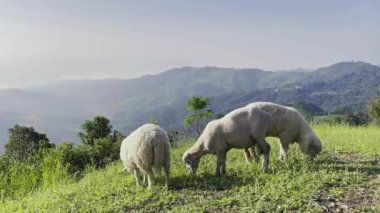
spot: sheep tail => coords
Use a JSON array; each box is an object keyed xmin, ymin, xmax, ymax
[
  {"xmin": 164, "ymin": 140, "xmax": 171, "ymax": 175},
  {"xmin": 153, "ymin": 143, "xmax": 164, "ymax": 174},
  {"xmin": 152, "ymin": 137, "xmax": 171, "ymax": 175}
]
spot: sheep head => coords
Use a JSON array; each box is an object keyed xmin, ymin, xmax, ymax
[
  {"xmin": 299, "ymin": 133, "xmax": 322, "ymax": 159},
  {"xmin": 182, "ymin": 151, "xmax": 200, "ymax": 176},
  {"xmin": 306, "ymin": 137, "xmax": 322, "ymax": 159}
]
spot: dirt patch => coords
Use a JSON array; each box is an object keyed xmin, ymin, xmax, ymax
[
  {"xmin": 313, "ymin": 152, "xmax": 380, "ymax": 212},
  {"xmin": 313, "ymin": 185, "xmax": 377, "ymax": 212},
  {"xmin": 326, "ymin": 151, "xmax": 379, "ymax": 165}
]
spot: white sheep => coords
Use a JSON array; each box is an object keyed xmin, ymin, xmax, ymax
[
  {"xmin": 120, "ymin": 124, "xmax": 171, "ymax": 189},
  {"xmin": 182, "ymin": 102, "xmax": 322, "ymax": 176}
]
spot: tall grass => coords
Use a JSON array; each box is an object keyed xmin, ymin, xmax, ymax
[
  {"xmin": 0, "ymin": 150, "xmax": 69, "ymax": 199},
  {"xmin": 314, "ymin": 124, "xmax": 380, "ymax": 156},
  {"xmin": 1, "ymin": 135, "xmax": 121, "ymax": 200}
]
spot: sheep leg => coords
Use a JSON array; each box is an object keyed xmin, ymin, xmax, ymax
[
  {"xmin": 251, "ymin": 146, "xmax": 261, "ymax": 163},
  {"xmin": 133, "ymin": 169, "xmax": 141, "ymax": 186},
  {"xmin": 164, "ymin": 165, "xmax": 170, "ymax": 187},
  {"xmin": 244, "ymin": 147, "xmax": 260, "ymax": 163},
  {"xmin": 279, "ymin": 142, "xmax": 289, "ymax": 161},
  {"xmin": 147, "ymin": 170, "xmax": 155, "ymax": 189},
  {"xmin": 255, "ymin": 144, "xmax": 263, "ymax": 156},
  {"xmin": 257, "ymin": 140, "xmax": 270, "ymax": 172},
  {"xmin": 244, "ymin": 148, "xmax": 253, "ymax": 163},
  {"xmin": 278, "ymin": 134, "xmax": 291, "ymax": 161},
  {"xmin": 215, "ymin": 151, "xmax": 227, "ymax": 176},
  {"xmin": 143, "ymin": 174, "xmax": 148, "ymax": 185}
]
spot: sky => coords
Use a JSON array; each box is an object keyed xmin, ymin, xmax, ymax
[{"xmin": 0, "ymin": 0, "xmax": 379, "ymax": 88}]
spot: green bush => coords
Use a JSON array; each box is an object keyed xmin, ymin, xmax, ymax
[
  {"xmin": 313, "ymin": 114, "xmax": 367, "ymax": 126},
  {"xmin": 58, "ymin": 136, "xmax": 122, "ymax": 175},
  {"xmin": 58, "ymin": 143, "xmax": 92, "ymax": 175},
  {"xmin": 368, "ymin": 97, "xmax": 380, "ymax": 124},
  {"xmin": 92, "ymin": 136, "xmax": 121, "ymax": 167}
]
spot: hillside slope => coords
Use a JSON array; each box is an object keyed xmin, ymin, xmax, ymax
[{"xmin": 0, "ymin": 62, "xmax": 379, "ymax": 150}]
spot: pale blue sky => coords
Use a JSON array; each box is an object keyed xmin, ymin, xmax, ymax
[{"xmin": 0, "ymin": 0, "xmax": 379, "ymax": 88}]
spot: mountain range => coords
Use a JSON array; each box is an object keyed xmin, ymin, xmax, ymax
[{"xmin": 1, "ymin": 61, "xmax": 379, "ymax": 152}]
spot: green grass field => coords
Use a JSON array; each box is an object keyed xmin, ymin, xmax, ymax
[{"xmin": 1, "ymin": 125, "xmax": 379, "ymax": 212}]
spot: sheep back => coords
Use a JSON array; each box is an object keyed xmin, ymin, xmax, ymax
[{"xmin": 120, "ymin": 124, "xmax": 171, "ymax": 175}]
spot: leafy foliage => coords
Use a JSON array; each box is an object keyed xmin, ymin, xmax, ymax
[
  {"xmin": 313, "ymin": 114, "xmax": 367, "ymax": 126},
  {"xmin": 60, "ymin": 120, "xmax": 124, "ymax": 174},
  {"xmin": 183, "ymin": 96, "xmax": 213, "ymax": 136},
  {"xmin": 341, "ymin": 114, "xmax": 362, "ymax": 126},
  {"xmin": 78, "ymin": 116, "xmax": 113, "ymax": 146},
  {"xmin": 5, "ymin": 125, "xmax": 54, "ymax": 162},
  {"xmin": 289, "ymin": 101, "xmax": 325, "ymax": 121},
  {"xmin": 368, "ymin": 97, "xmax": 380, "ymax": 124}
]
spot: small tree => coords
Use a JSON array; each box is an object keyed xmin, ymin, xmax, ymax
[
  {"xmin": 183, "ymin": 96, "xmax": 213, "ymax": 136},
  {"xmin": 368, "ymin": 97, "xmax": 380, "ymax": 124},
  {"xmin": 150, "ymin": 119, "xmax": 160, "ymax": 125},
  {"xmin": 78, "ymin": 116, "xmax": 112, "ymax": 146},
  {"xmin": 5, "ymin": 125, "xmax": 54, "ymax": 162}
]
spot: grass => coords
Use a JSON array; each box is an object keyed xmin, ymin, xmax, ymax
[
  {"xmin": 0, "ymin": 150, "xmax": 70, "ymax": 199},
  {"xmin": 1, "ymin": 125, "xmax": 379, "ymax": 212}
]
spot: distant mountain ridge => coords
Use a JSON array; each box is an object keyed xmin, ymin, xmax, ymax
[{"xmin": 1, "ymin": 61, "xmax": 379, "ymax": 152}]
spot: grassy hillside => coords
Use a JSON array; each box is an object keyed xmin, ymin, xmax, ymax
[{"xmin": 1, "ymin": 125, "xmax": 380, "ymax": 212}]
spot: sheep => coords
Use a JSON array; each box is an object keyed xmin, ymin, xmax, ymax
[
  {"xmin": 182, "ymin": 102, "xmax": 322, "ymax": 176},
  {"xmin": 120, "ymin": 124, "xmax": 171, "ymax": 189},
  {"xmin": 243, "ymin": 102, "xmax": 322, "ymax": 163}
]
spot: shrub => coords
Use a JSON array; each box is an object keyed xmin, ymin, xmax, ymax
[
  {"xmin": 58, "ymin": 143, "xmax": 93, "ymax": 175},
  {"xmin": 368, "ymin": 97, "xmax": 380, "ymax": 124},
  {"xmin": 58, "ymin": 136, "xmax": 122, "ymax": 175},
  {"xmin": 313, "ymin": 114, "xmax": 367, "ymax": 126}
]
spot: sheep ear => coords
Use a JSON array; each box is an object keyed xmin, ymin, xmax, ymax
[
  {"xmin": 186, "ymin": 154, "xmax": 195, "ymax": 164},
  {"xmin": 186, "ymin": 156, "xmax": 192, "ymax": 164}
]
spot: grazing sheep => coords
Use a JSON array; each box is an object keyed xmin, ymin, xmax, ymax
[
  {"xmin": 120, "ymin": 124, "xmax": 171, "ymax": 189},
  {"xmin": 182, "ymin": 102, "xmax": 322, "ymax": 176},
  {"xmin": 243, "ymin": 102, "xmax": 322, "ymax": 162}
]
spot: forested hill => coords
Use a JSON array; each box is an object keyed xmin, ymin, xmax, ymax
[{"xmin": 0, "ymin": 61, "xmax": 379, "ymax": 149}]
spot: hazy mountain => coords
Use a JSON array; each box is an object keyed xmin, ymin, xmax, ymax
[
  {"xmin": 211, "ymin": 67, "xmax": 380, "ymax": 116},
  {"xmin": 274, "ymin": 68, "xmax": 315, "ymax": 73},
  {"xmin": 1, "ymin": 61, "xmax": 379, "ymax": 152}
]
